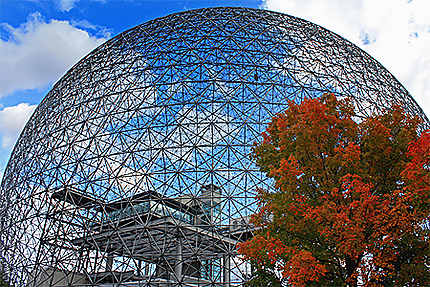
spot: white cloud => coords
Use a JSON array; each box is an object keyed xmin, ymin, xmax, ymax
[
  {"xmin": 0, "ymin": 103, "xmax": 37, "ymax": 148},
  {"xmin": 0, "ymin": 12, "xmax": 107, "ymax": 97},
  {"xmin": 70, "ymin": 19, "xmax": 112, "ymax": 38},
  {"xmin": 55, "ymin": 0, "xmax": 106, "ymax": 12},
  {"xmin": 262, "ymin": 0, "xmax": 430, "ymax": 118},
  {"xmin": 58, "ymin": 0, "xmax": 79, "ymax": 12}
]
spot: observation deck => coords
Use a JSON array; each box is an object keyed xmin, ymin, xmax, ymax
[{"xmin": 44, "ymin": 185, "xmax": 255, "ymax": 286}]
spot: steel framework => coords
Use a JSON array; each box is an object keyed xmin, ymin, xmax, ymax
[{"xmin": 0, "ymin": 7, "xmax": 428, "ymax": 287}]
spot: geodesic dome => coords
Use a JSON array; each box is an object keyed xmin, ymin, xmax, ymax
[{"xmin": 0, "ymin": 7, "xmax": 428, "ymax": 287}]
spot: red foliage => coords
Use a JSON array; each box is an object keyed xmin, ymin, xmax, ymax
[{"xmin": 238, "ymin": 94, "xmax": 430, "ymax": 286}]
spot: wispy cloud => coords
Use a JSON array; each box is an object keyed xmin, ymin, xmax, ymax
[
  {"xmin": 262, "ymin": 0, "xmax": 430, "ymax": 118},
  {"xmin": 55, "ymin": 0, "xmax": 106, "ymax": 12},
  {"xmin": 70, "ymin": 19, "xmax": 112, "ymax": 38},
  {"xmin": 57, "ymin": 0, "xmax": 79, "ymax": 12}
]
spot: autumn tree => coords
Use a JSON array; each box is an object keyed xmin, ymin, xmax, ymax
[{"xmin": 238, "ymin": 94, "xmax": 430, "ymax": 286}]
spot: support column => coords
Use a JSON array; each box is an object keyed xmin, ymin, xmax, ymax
[
  {"xmin": 223, "ymin": 254, "xmax": 230, "ymax": 286},
  {"xmin": 137, "ymin": 260, "xmax": 142, "ymax": 276},
  {"xmin": 144, "ymin": 262, "xmax": 150, "ymax": 276},
  {"xmin": 106, "ymin": 254, "xmax": 113, "ymax": 272},
  {"xmin": 175, "ymin": 237, "xmax": 183, "ymax": 281}
]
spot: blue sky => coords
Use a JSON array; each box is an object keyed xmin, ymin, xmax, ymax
[{"xmin": 0, "ymin": 0, "xmax": 429, "ymax": 176}]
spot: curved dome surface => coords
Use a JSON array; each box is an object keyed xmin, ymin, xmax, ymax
[{"xmin": 1, "ymin": 7, "xmax": 428, "ymax": 286}]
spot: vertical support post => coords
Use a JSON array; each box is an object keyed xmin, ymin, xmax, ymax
[
  {"xmin": 106, "ymin": 254, "xmax": 113, "ymax": 272},
  {"xmin": 145, "ymin": 262, "xmax": 150, "ymax": 276},
  {"xmin": 137, "ymin": 260, "xmax": 142, "ymax": 276},
  {"xmin": 251, "ymin": 262, "xmax": 255, "ymax": 276},
  {"xmin": 84, "ymin": 250, "xmax": 89, "ymax": 272},
  {"xmin": 175, "ymin": 237, "xmax": 183, "ymax": 281},
  {"xmin": 223, "ymin": 254, "xmax": 230, "ymax": 286},
  {"xmin": 93, "ymin": 249, "xmax": 99, "ymax": 274}
]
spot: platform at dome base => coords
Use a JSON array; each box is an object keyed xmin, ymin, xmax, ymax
[{"xmin": 32, "ymin": 184, "xmax": 254, "ymax": 286}]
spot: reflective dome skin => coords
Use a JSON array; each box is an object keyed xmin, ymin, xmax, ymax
[{"xmin": 1, "ymin": 7, "xmax": 428, "ymax": 286}]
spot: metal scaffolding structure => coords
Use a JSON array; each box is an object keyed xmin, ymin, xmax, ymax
[{"xmin": 0, "ymin": 7, "xmax": 428, "ymax": 287}]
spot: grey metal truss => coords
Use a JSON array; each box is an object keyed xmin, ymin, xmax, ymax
[{"xmin": 0, "ymin": 7, "xmax": 428, "ymax": 287}]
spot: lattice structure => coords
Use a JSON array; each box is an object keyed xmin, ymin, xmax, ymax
[{"xmin": 0, "ymin": 7, "xmax": 428, "ymax": 287}]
